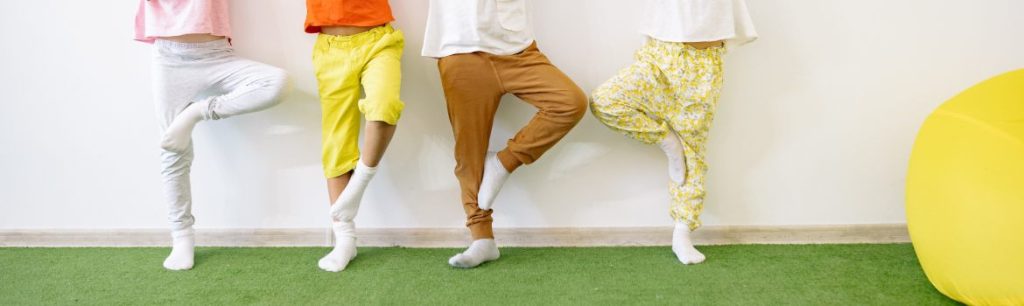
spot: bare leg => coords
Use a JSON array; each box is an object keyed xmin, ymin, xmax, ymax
[
  {"xmin": 359, "ymin": 121, "xmax": 397, "ymax": 167},
  {"xmin": 319, "ymin": 121, "xmax": 396, "ymax": 272},
  {"xmin": 324, "ymin": 120, "xmax": 395, "ymax": 205},
  {"xmin": 326, "ymin": 172, "xmax": 352, "ymax": 205},
  {"xmin": 320, "ymin": 171, "xmax": 355, "ymax": 273}
]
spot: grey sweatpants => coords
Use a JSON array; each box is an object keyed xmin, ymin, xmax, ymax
[{"xmin": 151, "ymin": 39, "xmax": 288, "ymax": 230}]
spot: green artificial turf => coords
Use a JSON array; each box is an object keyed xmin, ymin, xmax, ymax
[{"xmin": 0, "ymin": 244, "xmax": 955, "ymax": 305}]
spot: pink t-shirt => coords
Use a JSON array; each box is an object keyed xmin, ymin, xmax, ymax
[{"xmin": 134, "ymin": 0, "xmax": 232, "ymax": 43}]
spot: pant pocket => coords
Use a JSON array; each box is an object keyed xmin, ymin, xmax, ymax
[{"xmin": 496, "ymin": 0, "xmax": 527, "ymax": 31}]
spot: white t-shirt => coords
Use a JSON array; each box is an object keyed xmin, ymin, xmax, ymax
[
  {"xmin": 640, "ymin": 0, "xmax": 758, "ymax": 49},
  {"xmin": 421, "ymin": 0, "xmax": 535, "ymax": 58}
]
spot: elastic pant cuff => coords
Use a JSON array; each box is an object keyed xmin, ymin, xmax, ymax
[
  {"xmin": 198, "ymin": 97, "xmax": 221, "ymax": 121},
  {"xmin": 324, "ymin": 159, "xmax": 358, "ymax": 178},
  {"xmin": 671, "ymin": 216, "xmax": 701, "ymax": 232},
  {"xmin": 496, "ymin": 149, "xmax": 524, "ymax": 172},
  {"xmin": 360, "ymin": 99, "xmax": 404, "ymax": 126},
  {"xmin": 468, "ymin": 221, "xmax": 494, "ymax": 240},
  {"xmin": 170, "ymin": 217, "xmax": 195, "ymax": 232}
]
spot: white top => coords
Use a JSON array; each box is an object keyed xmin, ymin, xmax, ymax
[
  {"xmin": 421, "ymin": 0, "xmax": 535, "ymax": 58},
  {"xmin": 641, "ymin": 0, "xmax": 758, "ymax": 49}
]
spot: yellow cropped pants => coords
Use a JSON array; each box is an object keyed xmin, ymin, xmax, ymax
[
  {"xmin": 590, "ymin": 38, "xmax": 725, "ymax": 231},
  {"xmin": 313, "ymin": 25, "xmax": 405, "ymax": 178}
]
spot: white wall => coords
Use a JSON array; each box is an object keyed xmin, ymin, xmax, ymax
[{"xmin": 1, "ymin": 0, "xmax": 1022, "ymax": 230}]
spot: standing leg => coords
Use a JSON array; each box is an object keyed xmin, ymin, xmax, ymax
[
  {"xmin": 159, "ymin": 147, "xmax": 197, "ymax": 271},
  {"xmin": 319, "ymin": 29, "xmax": 406, "ymax": 272},
  {"xmin": 151, "ymin": 43, "xmax": 208, "ymax": 271},
  {"xmin": 311, "ymin": 34, "xmax": 365, "ymax": 272},
  {"xmin": 438, "ymin": 52, "xmax": 504, "ymax": 268},
  {"xmin": 477, "ymin": 43, "xmax": 588, "ymax": 210},
  {"xmin": 331, "ymin": 28, "xmax": 406, "ymax": 221},
  {"xmin": 667, "ymin": 46, "xmax": 725, "ymax": 265}
]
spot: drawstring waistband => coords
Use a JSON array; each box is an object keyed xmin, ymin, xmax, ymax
[
  {"xmin": 317, "ymin": 24, "xmax": 396, "ymax": 47},
  {"xmin": 155, "ymin": 38, "xmax": 231, "ymax": 50}
]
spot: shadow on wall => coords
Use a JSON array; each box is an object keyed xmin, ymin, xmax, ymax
[
  {"xmin": 697, "ymin": 0, "xmax": 806, "ymax": 225},
  {"xmin": 192, "ymin": 89, "xmax": 322, "ymax": 227},
  {"xmin": 187, "ymin": 0, "xmax": 801, "ymax": 228}
]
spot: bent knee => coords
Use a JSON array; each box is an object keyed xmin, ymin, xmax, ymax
[
  {"xmin": 249, "ymin": 67, "xmax": 290, "ymax": 110},
  {"xmin": 589, "ymin": 90, "xmax": 608, "ymax": 113},
  {"xmin": 257, "ymin": 67, "xmax": 290, "ymax": 107},
  {"xmin": 562, "ymin": 88, "xmax": 589, "ymax": 122}
]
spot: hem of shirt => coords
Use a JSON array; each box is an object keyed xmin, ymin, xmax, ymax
[
  {"xmin": 641, "ymin": 32, "xmax": 758, "ymax": 51},
  {"xmin": 421, "ymin": 40, "xmax": 535, "ymax": 58},
  {"xmin": 305, "ymin": 19, "xmax": 396, "ymax": 34},
  {"xmin": 134, "ymin": 32, "xmax": 233, "ymax": 44}
]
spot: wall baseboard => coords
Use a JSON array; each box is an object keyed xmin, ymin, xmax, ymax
[{"xmin": 0, "ymin": 224, "xmax": 909, "ymax": 247}]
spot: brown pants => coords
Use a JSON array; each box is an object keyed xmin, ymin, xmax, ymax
[{"xmin": 437, "ymin": 43, "xmax": 587, "ymax": 239}]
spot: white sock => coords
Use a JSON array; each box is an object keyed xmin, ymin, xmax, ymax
[
  {"xmin": 672, "ymin": 222, "xmax": 705, "ymax": 265},
  {"xmin": 330, "ymin": 160, "xmax": 377, "ymax": 221},
  {"xmin": 658, "ymin": 133, "xmax": 685, "ymax": 184},
  {"xmin": 448, "ymin": 239, "xmax": 500, "ymax": 268},
  {"xmin": 161, "ymin": 101, "xmax": 206, "ymax": 153},
  {"xmin": 318, "ymin": 221, "xmax": 357, "ymax": 272},
  {"xmin": 477, "ymin": 154, "xmax": 511, "ymax": 210},
  {"xmin": 163, "ymin": 228, "xmax": 195, "ymax": 270}
]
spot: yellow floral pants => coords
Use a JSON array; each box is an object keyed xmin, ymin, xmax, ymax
[{"xmin": 590, "ymin": 38, "xmax": 724, "ymax": 230}]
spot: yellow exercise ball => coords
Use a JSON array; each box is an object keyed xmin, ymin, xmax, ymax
[{"xmin": 907, "ymin": 69, "xmax": 1024, "ymax": 305}]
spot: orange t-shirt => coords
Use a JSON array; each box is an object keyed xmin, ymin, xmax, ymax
[{"xmin": 305, "ymin": 0, "xmax": 395, "ymax": 33}]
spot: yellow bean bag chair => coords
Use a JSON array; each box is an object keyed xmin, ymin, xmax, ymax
[{"xmin": 907, "ymin": 69, "xmax": 1024, "ymax": 305}]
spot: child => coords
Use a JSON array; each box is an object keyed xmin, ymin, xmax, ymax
[
  {"xmin": 423, "ymin": 0, "xmax": 588, "ymax": 268},
  {"xmin": 135, "ymin": 0, "xmax": 289, "ymax": 270},
  {"xmin": 305, "ymin": 0, "xmax": 405, "ymax": 272},
  {"xmin": 590, "ymin": 0, "xmax": 757, "ymax": 264}
]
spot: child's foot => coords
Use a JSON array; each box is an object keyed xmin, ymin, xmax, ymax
[
  {"xmin": 161, "ymin": 101, "xmax": 205, "ymax": 153},
  {"xmin": 477, "ymin": 154, "xmax": 510, "ymax": 210},
  {"xmin": 318, "ymin": 235, "xmax": 357, "ymax": 272},
  {"xmin": 330, "ymin": 161, "xmax": 377, "ymax": 221},
  {"xmin": 163, "ymin": 228, "xmax": 195, "ymax": 270},
  {"xmin": 672, "ymin": 222, "xmax": 705, "ymax": 265},
  {"xmin": 658, "ymin": 133, "xmax": 685, "ymax": 184},
  {"xmin": 448, "ymin": 239, "xmax": 500, "ymax": 268}
]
